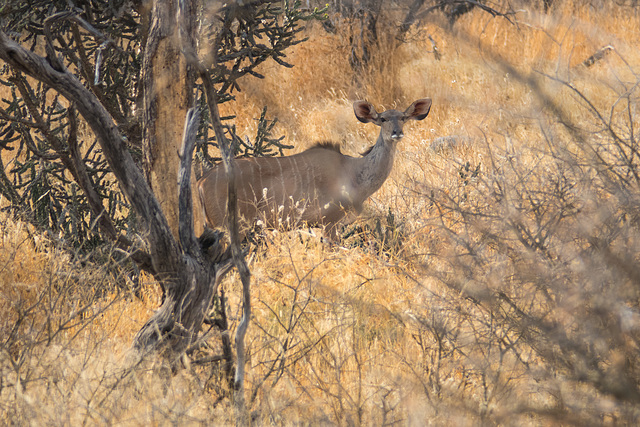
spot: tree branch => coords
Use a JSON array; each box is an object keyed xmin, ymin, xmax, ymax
[
  {"xmin": 178, "ymin": 107, "xmax": 201, "ymax": 254},
  {"xmin": 200, "ymin": 67, "xmax": 252, "ymax": 418},
  {"xmin": 0, "ymin": 31, "xmax": 179, "ymax": 278}
]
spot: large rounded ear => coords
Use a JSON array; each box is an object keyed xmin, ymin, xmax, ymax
[
  {"xmin": 353, "ymin": 101, "xmax": 379, "ymax": 123},
  {"xmin": 404, "ymin": 98, "xmax": 432, "ymax": 121}
]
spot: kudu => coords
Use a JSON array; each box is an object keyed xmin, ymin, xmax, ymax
[{"xmin": 197, "ymin": 98, "xmax": 432, "ymax": 237}]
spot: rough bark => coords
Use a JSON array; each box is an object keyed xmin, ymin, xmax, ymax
[
  {"xmin": 0, "ymin": 30, "xmax": 230, "ymax": 362},
  {"xmin": 142, "ymin": 0, "xmax": 198, "ymax": 238},
  {"xmin": 133, "ymin": 107, "xmax": 233, "ymax": 361}
]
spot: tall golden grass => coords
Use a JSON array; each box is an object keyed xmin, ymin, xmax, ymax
[{"xmin": 2, "ymin": 1, "xmax": 640, "ymax": 424}]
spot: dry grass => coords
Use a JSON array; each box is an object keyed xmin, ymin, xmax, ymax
[{"xmin": 2, "ymin": 1, "xmax": 640, "ymax": 424}]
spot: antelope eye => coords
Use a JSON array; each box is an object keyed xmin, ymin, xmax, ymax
[{"xmin": 379, "ymin": 117, "xmax": 387, "ymax": 123}]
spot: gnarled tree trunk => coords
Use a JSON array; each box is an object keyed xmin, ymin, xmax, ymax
[
  {"xmin": 142, "ymin": 0, "xmax": 199, "ymax": 238},
  {"xmin": 0, "ymin": 27, "xmax": 228, "ymax": 365}
]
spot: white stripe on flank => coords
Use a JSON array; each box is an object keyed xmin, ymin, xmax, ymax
[
  {"xmin": 254, "ymin": 158, "xmax": 263, "ymax": 199},
  {"xmin": 300, "ymin": 155, "xmax": 311, "ymax": 200},
  {"xmin": 291, "ymin": 156, "xmax": 300, "ymax": 200},
  {"xmin": 276, "ymin": 157, "xmax": 285, "ymax": 208}
]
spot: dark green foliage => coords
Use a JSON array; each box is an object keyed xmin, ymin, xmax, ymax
[
  {"xmin": 0, "ymin": 1, "xmax": 325, "ymax": 256},
  {"xmin": 198, "ymin": 105, "xmax": 293, "ymax": 168},
  {"xmin": 0, "ymin": 1, "xmax": 142, "ymax": 252},
  {"xmin": 196, "ymin": 1, "xmax": 327, "ymax": 166},
  {"xmin": 0, "ymin": 76, "xmax": 132, "ymax": 251}
]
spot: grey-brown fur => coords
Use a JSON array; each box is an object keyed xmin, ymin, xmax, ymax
[
  {"xmin": 197, "ymin": 98, "xmax": 432, "ymax": 237},
  {"xmin": 309, "ymin": 141, "xmax": 342, "ymax": 153}
]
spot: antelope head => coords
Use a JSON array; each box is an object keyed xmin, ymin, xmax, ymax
[{"xmin": 353, "ymin": 98, "xmax": 432, "ymax": 143}]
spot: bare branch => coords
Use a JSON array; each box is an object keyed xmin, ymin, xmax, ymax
[
  {"xmin": 178, "ymin": 107, "xmax": 201, "ymax": 254},
  {"xmin": 0, "ymin": 31, "xmax": 180, "ymax": 276},
  {"xmin": 200, "ymin": 67, "xmax": 252, "ymax": 417}
]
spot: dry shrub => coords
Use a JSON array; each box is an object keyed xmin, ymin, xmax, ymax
[
  {"xmin": 243, "ymin": 232, "xmax": 415, "ymax": 424},
  {"xmin": 2, "ymin": 1, "xmax": 640, "ymax": 425},
  {"xmin": 0, "ymin": 215, "xmax": 206, "ymax": 425},
  {"xmin": 233, "ymin": 2, "xmax": 640, "ymax": 424},
  {"xmin": 408, "ymin": 108, "xmax": 640, "ymax": 422}
]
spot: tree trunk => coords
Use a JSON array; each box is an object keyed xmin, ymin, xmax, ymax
[
  {"xmin": 142, "ymin": 0, "xmax": 198, "ymax": 238},
  {"xmin": 0, "ymin": 25, "xmax": 228, "ymax": 365}
]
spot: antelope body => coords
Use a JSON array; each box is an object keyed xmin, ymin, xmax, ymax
[{"xmin": 197, "ymin": 98, "xmax": 432, "ymax": 236}]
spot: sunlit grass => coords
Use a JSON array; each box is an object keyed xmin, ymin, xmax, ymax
[{"xmin": 2, "ymin": 1, "xmax": 640, "ymax": 424}]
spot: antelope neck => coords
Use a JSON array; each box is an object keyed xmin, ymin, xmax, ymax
[{"xmin": 351, "ymin": 134, "xmax": 397, "ymax": 202}]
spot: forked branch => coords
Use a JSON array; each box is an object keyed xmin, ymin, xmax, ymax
[
  {"xmin": 0, "ymin": 31, "xmax": 163, "ymax": 273},
  {"xmin": 178, "ymin": 107, "xmax": 201, "ymax": 255},
  {"xmin": 200, "ymin": 68, "xmax": 252, "ymax": 417}
]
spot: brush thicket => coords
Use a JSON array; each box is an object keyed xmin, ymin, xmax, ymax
[{"xmin": 2, "ymin": 1, "xmax": 640, "ymax": 424}]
